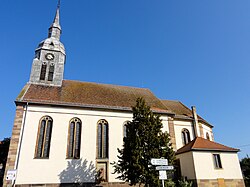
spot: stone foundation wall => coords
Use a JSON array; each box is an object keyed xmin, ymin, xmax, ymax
[
  {"xmin": 15, "ymin": 182, "xmax": 139, "ymax": 187},
  {"xmin": 3, "ymin": 105, "xmax": 25, "ymax": 187},
  {"xmin": 196, "ymin": 178, "xmax": 245, "ymax": 187},
  {"xmin": 11, "ymin": 179, "xmax": 247, "ymax": 187}
]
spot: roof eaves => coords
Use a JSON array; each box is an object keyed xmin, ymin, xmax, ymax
[
  {"xmin": 198, "ymin": 119, "xmax": 213, "ymax": 128},
  {"xmin": 16, "ymin": 84, "xmax": 30, "ymax": 101},
  {"xmin": 176, "ymin": 146, "xmax": 239, "ymax": 155},
  {"xmin": 174, "ymin": 115, "xmax": 193, "ymax": 120},
  {"xmin": 191, "ymin": 148, "xmax": 239, "ymax": 152},
  {"xmin": 17, "ymin": 99, "xmax": 172, "ymax": 115}
]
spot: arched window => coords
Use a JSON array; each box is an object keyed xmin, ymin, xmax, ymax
[
  {"xmin": 123, "ymin": 121, "xmax": 130, "ymax": 138},
  {"xmin": 48, "ymin": 64, "xmax": 54, "ymax": 81},
  {"xmin": 35, "ymin": 116, "xmax": 53, "ymax": 158},
  {"xmin": 181, "ymin": 128, "xmax": 191, "ymax": 145},
  {"xmin": 40, "ymin": 63, "xmax": 47, "ymax": 80},
  {"xmin": 97, "ymin": 119, "xmax": 109, "ymax": 159},
  {"xmin": 67, "ymin": 118, "xmax": 82, "ymax": 159},
  {"xmin": 206, "ymin": 132, "xmax": 210, "ymax": 140}
]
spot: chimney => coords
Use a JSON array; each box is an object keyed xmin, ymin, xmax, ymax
[{"xmin": 191, "ymin": 106, "xmax": 200, "ymax": 137}]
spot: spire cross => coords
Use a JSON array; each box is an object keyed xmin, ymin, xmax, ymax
[{"xmin": 57, "ymin": 0, "xmax": 61, "ymax": 9}]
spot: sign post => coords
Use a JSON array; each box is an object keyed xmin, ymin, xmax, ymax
[
  {"xmin": 150, "ymin": 158, "xmax": 174, "ymax": 187},
  {"xmin": 151, "ymin": 158, "xmax": 168, "ymax": 166},
  {"xmin": 6, "ymin": 170, "xmax": 16, "ymax": 181},
  {"xmin": 159, "ymin": 170, "xmax": 167, "ymax": 187},
  {"xmin": 156, "ymin": 166, "xmax": 174, "ymax": 170}
]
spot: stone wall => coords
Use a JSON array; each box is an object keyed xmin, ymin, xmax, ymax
[
  {"xmin": 11, "ymin": 179, "xmax": 247, "ymax": 187},
  {"xmin": 15, "ymin": 182, "xmax": 139, "ymax": 187},
  {"xmin": 195, "ymin": 178, "xmax": 245, "ymax": 187},
  {"xmin": 3, "ymin": 105, "xmax": 24, "ymax": 187},
  {"xmin": 198, "ymin": 124, "xmax": 204, "ymax": 138},
  {"xmin": 168, "ymin": 117, "xmax": 176, "ymax": 150}
]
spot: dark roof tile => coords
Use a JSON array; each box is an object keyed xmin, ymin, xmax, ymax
[
  {"xmin": 18, "ymin": 80, "xmax": 172, "ymax": 113},
  {"xmin": 161, "ymin": 100, "xmax": 211, "ymax": 126}
]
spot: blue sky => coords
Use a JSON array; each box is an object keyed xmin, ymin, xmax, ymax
[{"xmin": 0, "ymin": 0, "xmax": 250, "ymax": 158}]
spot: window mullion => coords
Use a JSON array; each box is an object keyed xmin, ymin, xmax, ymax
[
  {"xmin": 41, "ymin": 121, "xmax": 47, "ymax": 157},
  {"xmin": 102, "ymin": 124, "xmax": 104, "ymax": 158},
  {"xmin": 73, "ymin": 123, "xmax": 76, "ymax": 158}
]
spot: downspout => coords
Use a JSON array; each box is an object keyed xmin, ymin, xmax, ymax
[
  {"xmin": 191, "ymin": 106, "xmax": 200, "ymax": 137},
  {"xmin": 13, "ymin": 102, "xmax": 28, "ymax": 186}
]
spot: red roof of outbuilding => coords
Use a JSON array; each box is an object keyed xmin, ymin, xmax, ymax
[{"xmin": 176, "ymin": 137, "xmax": 239, "ymax": 155}]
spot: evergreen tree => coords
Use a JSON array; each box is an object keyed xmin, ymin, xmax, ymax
[
  {"xmin": 113, "ymin": 98, "xmax": 175, "ymax": 187},
  {"xmin": 240, "ymin": 155, "xmax": 250, "ymax": 186},
  {"xmin": 0, "ymin": 138, "xmax": 10, "ymax": 186}
]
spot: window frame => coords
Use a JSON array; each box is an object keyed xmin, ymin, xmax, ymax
[
  {"xmin": 213, "ymin": 154, "xmax": 223, "ymax": 169},
  {"xmin": 48, "ymin": 63, "xmax": 55, "ymax": 81},
  {"xmin": 96, "ymin": 119, "xmax": 109, "ymax": 159},
  {"xmin": 40, "ymin": 63, "xmax": 47, "ymax": 81},
  {"xmin": 66, "ymin": 117, "xmax": 82, "ymax": 159},
  {"xmin": 181, "ymin": 128, "xmax": 191, "ymax": 145},
  {"xmin": 34, "ymin": 116, "xmax": 53, "ymax": 159},
  {"xmin": 123, "ymin": 121, "xmax": 130, "ymax": 138},
  {"xmin": 206, "ymin": 132, "xmax": 210, "ymax": 140}
]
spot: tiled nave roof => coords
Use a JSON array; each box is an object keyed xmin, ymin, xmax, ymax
[
  {"xmin": 17, "ymin": 80, "xmax": 173, "ymax": 113},
  {"xmin": 16, "ymin": 79, "xmax": 212, "ymax": 127}
]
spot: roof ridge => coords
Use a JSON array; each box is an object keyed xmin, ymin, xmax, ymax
[
  {"xmin": 176, "ymin": 137, "xmax": 239, "ymax": 155},
  {"xmin": 177, "ymin": 102, "xmax": 210, "ymax": 125},
  {"xmin": 195, "ymin": 137, "xmax": 238, "ymax": 150},
  {"xmin": 161, "ymin": 99, "xmax": 181, "ymax": 102},
  {"xmin": 178, "ymin": 101, "xmax": 193, "ymax": 113},
  {"xmin": 63, "ymin": 79, "xmax": 151, "ymax": 91}
]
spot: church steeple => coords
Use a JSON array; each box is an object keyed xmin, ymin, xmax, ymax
[
  {"xmin": 48, "ymin": 0, "xmax": 61, "ymax": 40},
  {"xmin": 29, "ymin": 0, "xmax": 66, "ymax": 87}
]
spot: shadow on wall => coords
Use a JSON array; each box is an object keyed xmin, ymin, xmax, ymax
[{"xmin": 58, "ymin": 158, "xmax": 97, "ymax": 186}]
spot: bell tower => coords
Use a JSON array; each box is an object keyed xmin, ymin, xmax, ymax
[{"xmin": 29, "ymin": 0, "xmax": 66, "ymax": 86}]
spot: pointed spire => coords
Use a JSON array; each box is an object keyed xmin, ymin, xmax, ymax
[{"xmin": 48, "ymin": 0, "xmax": 62, "ymax": 40}]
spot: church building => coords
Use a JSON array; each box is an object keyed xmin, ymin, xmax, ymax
[{"xmin": 4, "ymin": 3, "xmax": 245, "ymax": 187}]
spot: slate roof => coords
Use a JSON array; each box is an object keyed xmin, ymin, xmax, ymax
[
  {"xmin": 176, "ymin": 137, "xmax": 239, "ymax": 155},
  {"xmin": 16, "ymin": 80, "xmax": 173, "ymax": 113}
]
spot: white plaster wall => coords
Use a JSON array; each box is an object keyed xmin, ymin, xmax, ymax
[
  {"xmin": 176, "ymin": 152, "xmax": 196, "ymax": 179},
  {"xmin": 15, "ymin": 105, "xmax": 171, "ymax": 184},
  {"xmin": 161, "ymin": 116, "xmax": 169, "ymax": 134},
  {"xmin": 15, "ymin": 105, "xmax": 133, "ymax": 184},
  {"xmin": 200, "ymin": 123, "xmax": 213, "ymax": 140},
  {"xmin": 174, "ymin": 120, "xmax": 195, "ymax": 150},
  {"xmin": 193, "ymin": 151, "xmax": 243, "ymax": 179}
]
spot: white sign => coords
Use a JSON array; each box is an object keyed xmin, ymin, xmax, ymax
[
  {"xmin": 6, "ymin": 170, "xmax": 17, "ymax": 181},
  {"xmin": 159, "ymin": 170, "xmax": 167, "ymax": 180},
  {"xmin": 151, "ymin": 158, "xmax": 168, "ymax": 166},
  {"xmin": 156, "ymin": 166, "xmax": 174, "ymax": 170}
]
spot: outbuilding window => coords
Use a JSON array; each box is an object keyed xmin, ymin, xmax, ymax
[
  {"xmin": 35, "ymin": 116, "xmax": 53, "ymax": 158},
  {"xmin": 213, "ymin": 154, "xmax": 222, "ymax": 169}
]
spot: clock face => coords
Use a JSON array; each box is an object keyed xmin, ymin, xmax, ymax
[{"xmin": 45, "ymin": 53, "xmax": 54, "ymax": 60}]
